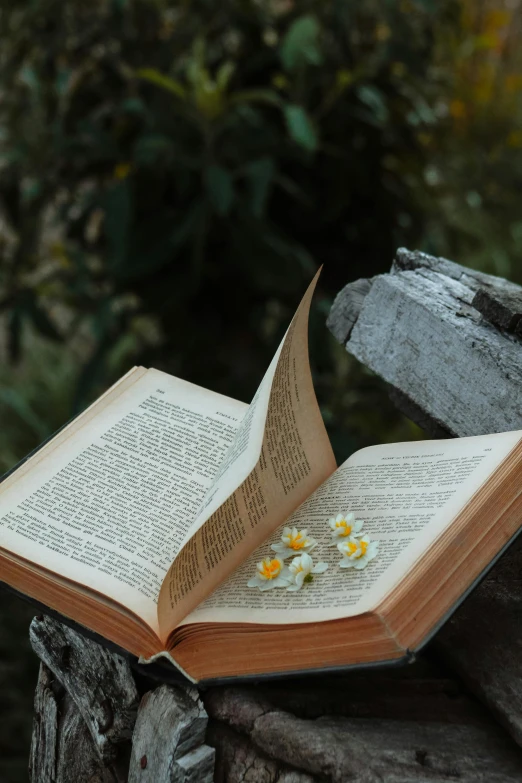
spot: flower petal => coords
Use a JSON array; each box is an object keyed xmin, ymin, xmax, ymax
[
  {"xmin": 259, "ymin": 581, "xmax": 277, "ymax": 591},
  {"xmin": 312, "ymin": 562, "xmax": 328, "ymax": 573},
  {"xmin": 295, "ymin": 571, "xmax": 306, "ymax": 587}
]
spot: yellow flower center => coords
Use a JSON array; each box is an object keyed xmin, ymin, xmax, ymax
[
  {"xmin": 346, "ymin": 540, "xmax": 368, "ymax": 558},
  {"xmin": 289, "ymin": 533, "xmax": 305, "ymax": 550},
  {"xmin": 260, "ymin": 559, "xmax": 281, "ymax": 579},
  {"xmin": 336, "ymin": 519, "xmax": 352, "ymax": 537}
]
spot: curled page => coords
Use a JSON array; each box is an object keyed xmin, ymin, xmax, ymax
[{"xmin": 157, "ymin": 270, "xmax": 337, "ymax": 640}]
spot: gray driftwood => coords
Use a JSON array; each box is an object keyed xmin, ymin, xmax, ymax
[
  {"xmin": 29, "ymin": 662, "xmax": 127, "ymax": 782},
  {"xmin": 327, "ymin": 247, "xmax": 522, "ymax": 437},
  {"xmin": 128, "ymin": 685, "xmax": 214, "ymax": 783},
  {"xmin": 30, "ymin": 615, "xmax": 139, "ymax": 763},
  {"xmin": 28, "ymin": 247, "xmax": 522, "ymax": 781}
]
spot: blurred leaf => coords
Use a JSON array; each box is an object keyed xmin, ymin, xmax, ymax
[
  {"xmin": 20, "ymin": 178, "xmax": 41, "ymax": 205},
  {"xmin": 120, "ymin": 202, "xmax": 206, "ymax": 281},
  {"xmin": 284, "ymin": 104, "xmax": 318, "ymax": 151},
  {"xmin": 55, "ymin": 67, "xmax": 71, "ymax": 97},
  {"xmin": 356, "ymin": 85, "xmax": 389, "ymax": 126},
  {"xmin": 121, "ymin": 97, "xmax": 148, "ymax": 115},
  {"xmin": 0, "ymin": 388, "xmax": 49, "ymax": 440},
  {"xmin": 204, "ymin": 165, "xmax": 234, "ymax": 216},
  {"xmin": 228, "ymin": 89, "xmax": 282, "ymax": 108},
  {"xmin": 135, "ymin": 68, "xmax": 186, "ymax": 98},
  {"xmin": 216, "ymin": 61, "xmax": 235, "ymax": 91},
  {"xmin": 280, "ymin": 15, "xmax": 322, "ymax": 71},
  {"xmin": 74, "ymin": 334, "xmax": 112, "ymax": 413},
  {"xmin": 245, "ymin": 157, "xmax": 275, "ymax": 217},
  {"xmin": 101, "ymin": 180, "xmax": 132, "ymax": 270},
  {"xmin": 25, "ymin": 299, "xmax": 62, "ymax": 342},
  {"xmin": 133, "ymin": 134, "xmax": 175, "ymax": 167},
  {"xmin": 19, "ymin": 65, "xmax": 39, "ymax": 94},
  {"xmin": 7, "ymin": 308, "xmax": 22, "ymax": 363}
]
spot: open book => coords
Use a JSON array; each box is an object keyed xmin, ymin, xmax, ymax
[{"xmin": 2, "ymin": 271, "xmax": 522, "ymax": 684}]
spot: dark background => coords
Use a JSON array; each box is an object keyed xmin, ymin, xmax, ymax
[{"xmin": 1, "ymin": 1, "xmax": 522, "ymax": 779}]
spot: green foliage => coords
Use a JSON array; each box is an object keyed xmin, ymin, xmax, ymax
[{"xmin": 0, "ymin": 0, "xmax": 521, "ymax": 475}]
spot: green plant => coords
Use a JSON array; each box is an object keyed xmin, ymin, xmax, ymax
[{"xmin": 1, "ymin": 0, "xmax": 520, "ymax": 474}]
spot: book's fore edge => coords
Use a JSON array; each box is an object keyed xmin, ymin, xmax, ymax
[
  {"xmin": 149, "ymin": 520, "xmax": 522, "ymax": 686},
  {"xmin": 191, "ymin": 651, "xmax": 417, "ymax": 689},
  {"xmin": 412, "ymin": 519, "xmax": 522, "ymax": 657},
  {"xmin": 0, "ymin": 579, "xmax": 137, "ymax": 659},
  {"xmin": 6, "ymin": 520, "xmax": 522, "ymax": 687}
]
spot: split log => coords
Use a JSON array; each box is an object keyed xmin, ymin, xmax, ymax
[
  {"xmin": 29, "ymin": 662, "xmax": 128, "ymax": 782},
  {"xmin": 327, "ymin": 247, "xmax": 522, "ymax": 437},
  {"xmin": 30, "ymin": 615, "xmax": 139, "ymax": 764},
  {"xmin": 327, "ymin": 247, "xmax": 522, "ymax": 750},
  {"xmin": 128, "ymin": 684, "xmax": 215, "ymax": 783}
]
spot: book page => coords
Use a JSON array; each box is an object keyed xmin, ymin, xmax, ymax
[
  {"xmin": 0, "ymin": 369, "xmax": 246, "ymax": 633},
  {"xmin": 158, "ymin": 270, "xmax": 337, "ymax": 637},
  {"xmin": 182, "ymin": 431, "xmax": 521, "ymax": 626}
]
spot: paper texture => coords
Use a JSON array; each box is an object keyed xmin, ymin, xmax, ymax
[
  {"xmin": 158, "ymin": 270, "xmax": 337, "ymax": 637},
  {"xmin": 0, "ymin": 370, "xmax": 246, "ymax": 633},
  {"xmin": 184, "ymin": 431, "xmax": 520, "ymax": 625}
]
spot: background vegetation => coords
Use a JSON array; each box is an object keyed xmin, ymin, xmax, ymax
[{"xmin": 1, "ymin": 0, "xmax": 522, "ymax": 779}]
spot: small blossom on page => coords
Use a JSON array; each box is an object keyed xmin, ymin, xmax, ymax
[
  {"xmin": 329, "ymin": 512, "xmax": 364, "ymax": 542},
  {"xmin": 286, "ymin": 553, "xmax": 328, "ymax": 591},
  {"xmin": 271, "ymin": 526, "xmax": 317, "ymax": 559},
  {"xmin": 338, "ymin": 535, "xmax": 379, "ymax": 570},
  {"xmin": 247, "ymin": 557, "xmax": 291, "ymax": 591}
]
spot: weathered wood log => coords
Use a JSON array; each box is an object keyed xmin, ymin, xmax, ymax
[
  {"xmin": 30, "ymin": 615, "xmax": 139, "ymax": 764},
  {"xmin": 208, "ymin": 722, "xmax": 316, "ymax": 783},
  {"xmin": 29, "ymin": 617, "xmax": 215, "ymax": 782},
  {"xmin": 327, "ymin": 247, "xmax": 522, "ymax": 437},
  {"xmin": 327, "ymin": 247, "xmax": 522, "ymax": 751},
  {"xmin": 128, "ymin": 684, "xmax": 215, "ymax": 783},
  {"xmin": 205, "ymin": 685, "xmax": 522, "ymax": 783},
  {"xmin": 29, "ymin": 662, "xmax": 128, "ymax": 782}
]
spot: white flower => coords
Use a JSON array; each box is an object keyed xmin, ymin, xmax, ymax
[
  {"xmin": 286, "ymin": 553, "xmax": 328, "ymax": 591},
  {"xmin": 338, "ymin": 535, "xmax": 379, "ymax": 570},
  {"xmin": 271, "ymin": 526, "xmax": 318, "ymax": 559},
  {"xmin": 329, "ymin": 512, "xmax": 364, "ymax": 542},
  {"xmin": 247, "ymin": 557, "xmax": 291, "ymax": 591}
]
